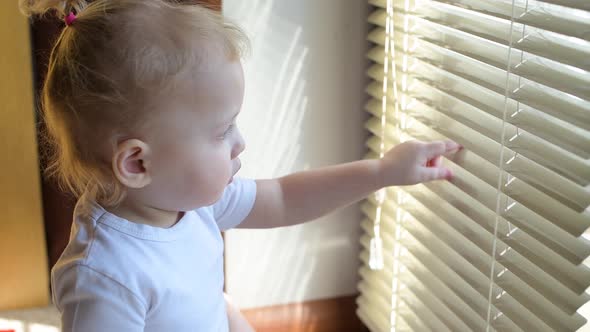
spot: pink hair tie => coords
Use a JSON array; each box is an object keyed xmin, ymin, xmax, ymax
[{"xmin": 65, "ymin": 12, "xmax": 77, "ymax": 26}]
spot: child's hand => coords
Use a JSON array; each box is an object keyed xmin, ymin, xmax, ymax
[{"xmin": 378, "ymin": 140, "xmax": 462, "ymax": 186}]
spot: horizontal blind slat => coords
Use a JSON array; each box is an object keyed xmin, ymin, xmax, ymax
[
  {"xmin": 368, "ymin": 12, "xmax": 590, "ymax": 100},
  {"xmin": 360, "ymin": 256, "xmax": 461, "ymax": 332},
  {"xmin": 400, "ymin": 261, "xmax": 488, "ymax": 331},
  {"xmin": 405, "ymin": 184, "xmax": 590, "ymax": 298},
  {"xmin": 364, "ymin": 106, "xmax": 590, "ymax": 230},
  {"xmin": 404, "ymin": 79, "xmax": 590, "ymax": 163},
  {"xmin": 357, "ymin": 291, "xmax": 394, "ymax": 329},
  {"xmin": 361, "ymin": 2, "xmax": 590, "ymax": 331},
  {"xmin": 368, "ymin": 2, "xmax": 590, "ymax": 70},
  {"xmin": 399, "ymin": 287, "xmax": 456, "ymax": 332},
  {"xmin": 364, "ymin": 77, "xmax": 590, "ymax": 187},
  {"xmin": 365, "ymin": 192, "xmax": 590, "ymax": 314},
  {"xmin": 360, "ymin": 221, "xmax": 513, "ymax": 330},
  {"xmin": 433, "ymin": 0, "xmax": 590, "ymax": 41},
  {"xmin": 370, "ymin": 0, "xmax": 590, "ymax": 21},
  {"xmin": 527, "ymin": 0, "xmax": 590, "ymax": 11},
  {"xmin": 365, "ymin": 125, "xmax": 590, "ymax": 266},
  {"xmin": 404, "ymin": 185, "xmax": 590, "ymax": 308},
  {"xmin": 400, "ymin": 272, "xmax": 474, "ymax": 331},
  {"xmin": 360, "ymin": 246, "xmax": 451, "ymax": 332},
  {"xmin": 357, "ymin": 304, "xmax": 391, "ymax": 332},
  {"xmin": 366, "ymin": 206, "xmax": 551, "ymax": 331},
  {"xmin": 362, "ymin": 203, "xmax": 586, "ymax": 331},
  {"xmin": 366, "ymin": 61, "xmax": 590, "ymax": 158},
  {"xmin": 358, "ymin": 292, "xmax": 422, "ymax": 332},
  {"xmin": 363, "ymin": 200, "xmax": 588, "ymax": 329},
  {"xmin": 366, "ymin": 42, "xmax": 590, "ymax": 131}
]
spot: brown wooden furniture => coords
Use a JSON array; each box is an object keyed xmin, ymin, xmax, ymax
[
  {"xmin": 0, "ymin": 1, "xmax": 50, "ymax": 311},
  {"xmin": 243, "ymin": 295, "xmax": 369, "ymax": 332}
]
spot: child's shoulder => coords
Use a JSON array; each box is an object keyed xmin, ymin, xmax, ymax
[
  {"xmin": 208, "ymin": 177, "xmax": 257, "ymax": 231},
  {"xmin": 52, "ymin": 198, "xmax": 162, "ymax": 285}
]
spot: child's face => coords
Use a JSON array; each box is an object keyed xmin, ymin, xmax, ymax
[{"xmin": 138, "ymin": 58, "xmax": 246, "ymax": 211}]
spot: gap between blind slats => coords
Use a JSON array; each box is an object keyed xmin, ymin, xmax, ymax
[
  {"xmin": 534, "ymin": 0, "xmax": 590, "ymax": 11},
  {"xmin": 401, "ymin": 183, "xmax": 590, "ymax": 307},
  {"xmin": 360, "ymin": 2, "xmax": 590, "ymax": 331},
  {"xmin": 363, "ymin": 197, "xmax": 588, "ymax": 326},
  {"xmin": 361, "ymin": 214, "xmax": 560, "ymax": 331},
  {"xmin": 433, "ymin": 0, "xmax": 590, "ymax": 41},
  {"xmin": 360, "ymin": 232, "xmax": 503, "ymax": 332},
  {"xmin": 370, "ymin": 0, "xmax": 590, "ymax": 13},
  {"xmin": 370, "ymin": 0, "xmax": 590, "ymax": 40},
  {"xmin": 365, "ymin": 50, "xmax": 590, "ymax": 159},
  {"xmin": 366, "ymin": 146, "xmax": 590, "ymax": 296},
  {"xmin": 364, "ymin": 193, "xmax": 589, "ymax": 315},
  {"xmin": 364, "ymin": 116, "xmax": 590, "ymax": 265},
  {"xmin": 358, "ymin": 284, "xmax": 429, "ymax": 332},
  {"xmin": 360, "ymin": 263, "xmax": 460, "ymax": 332},
  {"xmin": 408, "ymin": 80, "xmax": 589, "ymax": 182},
  {"xmin": 361, "ymin": 220, "xmax": 522, "ymax": 332},
  {"xmin": 369, "ymin": 11, "xmax": 588, "ymax": 99},
  {"xmin": 405, "ymin": 78, "xmax": 589, "ymax": 174},
  {"xmin": 365, "ymin": 62, "xmax": 589, "ymax": 186},
  {"xmin": 364, "ymin": 97, "xmax": 590, "ymax": 227},
  {"xmin": 366, "ymin": 30, "xmax": 590, "ymax": 131},
  {"xmin": 367, "ymin": 1, "xmax": 590, "ymax": 70},
  {"xmin": 356, "ymin": 304, "xmax": 389, "ymax": 332},
  {"xmin": 399, "ymin": 285, "xmax": 457, "ymax": 331},
  {"xmin": 398, "ymin": 255, "xmax": 490, "ymax": 331},
  {"xmin": 361, "ymin": 244, "xmax": 475, "ymax": 332},
  {"xmin": 364, "ymin": 59, "xmax": 590, "ymax": 209},
  {"xmin": 366, "ymin": 91, "xmax": 590, "ymax": 217},
  {"xmin": 358, "ymin": 260, "xmax": 435, "ymax": 332},
  {"xmin": 367, "ymin": 132, "xmax": 590, "ymax": 269},
  {"xmin": 371, "ymin": 186, "xmax": 587, "ymax": 305},
  {"xmin": 361, "ymin": 202, "xmax": 587, "ymax": 331},
  {"xmin": 366, "ymin": 26, "xmax": 590, "ymax": 111},
  {"xmin": 357, "ymin": 291, "xmax": 394, "ymax": 330},
  {"xmin": 358, "ymin": 278, "xmax": 393, "ymax": 321}
]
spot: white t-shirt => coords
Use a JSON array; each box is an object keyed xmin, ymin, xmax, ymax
[{"xmin": 51, "ymin": 178, "xmax": 257, "ymax": 332}]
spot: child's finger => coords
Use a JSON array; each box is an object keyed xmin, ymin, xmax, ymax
[
  {"xmin": 421, "ymin": 166, "xmax": 453, "ymax": 182},
  {"xmin": 424, "ymin": 140, "xmax": 461, "ymax": 159}
]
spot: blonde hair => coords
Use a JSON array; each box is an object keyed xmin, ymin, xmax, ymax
[{"xmin": 20, "ymin": 0, "xmax": 250, "ymax": 206}]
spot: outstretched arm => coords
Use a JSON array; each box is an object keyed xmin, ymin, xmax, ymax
[{"xmin": 238, "ymin": 140, "xmax": 460, "ymax": 229}]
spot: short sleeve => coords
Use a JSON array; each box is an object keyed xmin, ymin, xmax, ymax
[
  {"xmin": 53, "ymin": 264, "xmax": 146, "ymax": 332},
  {"xmin": 211, "ymin": 177, "xmax": 257, "ymax": 230}
]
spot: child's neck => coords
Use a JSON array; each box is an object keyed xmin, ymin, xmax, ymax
[{"xmin": 107, "ymin": 198, "xmax": 183, "ymax": 229}]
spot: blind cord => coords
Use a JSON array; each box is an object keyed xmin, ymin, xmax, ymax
[{"xmin": 486, "ymin": 0, "xmax": 520, "ymax": 330}]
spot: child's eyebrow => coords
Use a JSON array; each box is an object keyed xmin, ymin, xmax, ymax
[
  {"xmin": 224, "ymin": 109, "xmax": 240, "ymax": 124},
  {"xmin": 216, "ymin": 109, "xmax": 240, "ymax": 129}
]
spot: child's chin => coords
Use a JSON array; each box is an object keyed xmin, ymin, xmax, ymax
[{"xmin": 227, "ymin": 177, "xmax": 234, "ymax": 184}]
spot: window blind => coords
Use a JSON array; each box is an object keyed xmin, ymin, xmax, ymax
[{"xmin": 356, "ymin": 0, "xmax": 590, "ymax": 331}]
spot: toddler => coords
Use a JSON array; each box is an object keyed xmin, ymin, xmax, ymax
[{"xmin": 21, "ymin": 0, "xmax": 460, "ymax": 331}]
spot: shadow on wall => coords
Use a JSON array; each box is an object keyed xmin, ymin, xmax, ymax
[
  {"xmin": 226, "ymin": 0, "xmax": 314, "ymax": 306},
  {"xmin": 224, "ymin": 0, "xmax": 369, "ymax": 309},
  {"xmin": 231, "ymin": 0, "xmax": 309, "ymax": 177}
]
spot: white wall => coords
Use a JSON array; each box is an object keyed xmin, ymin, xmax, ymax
[{"xmin": 223, "ymin": 0, "xmax": 370, "ymax": 308}]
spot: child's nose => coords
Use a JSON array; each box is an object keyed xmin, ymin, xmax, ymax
[{"xmin": 231, "ymin": 131, "xmax": 245, "ymax": 159}]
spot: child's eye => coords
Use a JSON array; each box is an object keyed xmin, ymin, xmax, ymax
[{"xmin": 222, "ymin": 124, "xmax": 234, "ymax": 139}]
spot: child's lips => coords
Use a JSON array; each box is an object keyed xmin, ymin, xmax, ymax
[
  {"xmin": 229, "ymin": 162, "xmax": 241, "ymax": 184},
  {"xmin": 233, "ymin": 160, "xmax": 241, "ymax": 175}
]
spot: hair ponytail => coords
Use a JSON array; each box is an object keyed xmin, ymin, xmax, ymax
[{"xmin": 19, "ymin": 0, "xmax": 89, "ymax": 18}]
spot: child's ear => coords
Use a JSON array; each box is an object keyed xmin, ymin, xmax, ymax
[{"xmin": 112, "ymin": 139, "xmax": 152, "ymax": 189}]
